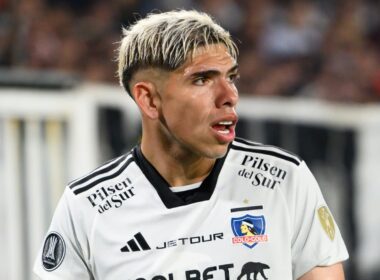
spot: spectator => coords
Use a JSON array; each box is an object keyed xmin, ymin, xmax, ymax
[{"xmin": 1, "ymin": 0, "xmax": 380, "ymax": 102}]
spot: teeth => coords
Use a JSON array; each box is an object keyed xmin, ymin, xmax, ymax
[
  {"xmin": 218, "ymin": 129, "xmax": 230, "ymax": 134},
  {"xmin": 218, "ymin": 121, "xmax": 233, "ymax": 125}
]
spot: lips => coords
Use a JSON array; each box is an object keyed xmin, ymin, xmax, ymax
[
  {"xmin": 211, "ymin": 116, "xmax": 237, "ymax": 142},
  {"xmin": 212, "ymin": 121, "xmax": 234, "ymax": 134}
]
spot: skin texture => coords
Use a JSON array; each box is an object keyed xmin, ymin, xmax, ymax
[
  {"xmin": 130, "ymin": 43, "xmax": 346, "ymax": 279},
  {"xmin": 131, "ymin": 44, "xmax": 239, "ymax": 186},
  {"xmin": 298, "ymin": 263, "xmax": 345, "ymax": 280}
]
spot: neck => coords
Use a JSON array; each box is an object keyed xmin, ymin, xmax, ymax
[{"xmin": 140, "ymin": 134, "xmax": 215, "ymax": 187}]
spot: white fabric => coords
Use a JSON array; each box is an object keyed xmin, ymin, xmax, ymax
[
  {"xmin": 170, "ymin": 182, "xmax": 202, "ymax": 193},
  {"xmin": 34, "ymin": 139, "xmax": 348, "ymax": 280}
]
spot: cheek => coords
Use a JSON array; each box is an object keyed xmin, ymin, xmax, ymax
[
  {"xmin": 159, "ymin": 83, "xmax": 216, "ymax": 134},
  {"xmin": 163, "ymin": 99, "xmax": 211, "ymax": 133}
]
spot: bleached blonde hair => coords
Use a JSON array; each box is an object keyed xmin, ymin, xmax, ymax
[{"xmin": 117, "ymin": 10, "xmax": 238, "ymax": 95}]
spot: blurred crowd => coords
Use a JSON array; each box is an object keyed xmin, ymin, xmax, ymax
[{"xmin": 1, "ymin": 0, "xmax": 380, "ymax": 102}]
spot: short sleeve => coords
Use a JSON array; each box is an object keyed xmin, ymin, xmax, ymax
[
  {"xmin": 33, "ymin": 189, "xmax": 93, "ymax": 280},
  {"xmin": 290, "ymin": 161, "xmax": 349, "ymax": 279}
]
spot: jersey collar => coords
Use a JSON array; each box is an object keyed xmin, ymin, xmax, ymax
[{"xmin": 133, "ymin": 145, "xmax": 228, "ymax": 209}]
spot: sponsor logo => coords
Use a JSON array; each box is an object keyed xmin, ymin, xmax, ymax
[
  {"xmin": 121, "ymin": 232, "xmax": 151, "ymax": 252},
  {"xmin": 237, "ymin": 262, "xmax": 270, "ymax": 280},
  {"xmin": 42, "ymin": 232, "xmax": 66, "ymax": 271},
  {"xmin": 133, "ymin": 261, "xmax": 270, "ymax": 279},
  {"xmin": 86, "ymin": 177, "xmax": 135, "ymax": 214},
  {"xmin": 133, "ymin": 263, "xmax": 234, "ymax": 280},
  {"xmin": 156, "ymin": 233, "xmax": 223, "ymax": 250},
  {"xmin": 317, "ymin": 206, "xmax": 335, "ymax": 241},
  {"xmin": 238, "ymin": 155, "xmax": 288, "ymax": 189},
  {"xmin": 231, "ymin": 214, "xmax": 268, "ymax": 249},
  {"xmin": 121, "ymin": 232, "xmax": 224, "ymax": 252}
]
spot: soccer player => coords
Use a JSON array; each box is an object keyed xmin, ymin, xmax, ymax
[{"xmin": 34, "ymin": 10, "xmax": 348, "ymax": 280}]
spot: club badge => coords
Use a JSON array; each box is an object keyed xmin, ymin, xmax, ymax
[{"xmin": 231, "ymin": 214, "xmax": 268, "ymax": 249}]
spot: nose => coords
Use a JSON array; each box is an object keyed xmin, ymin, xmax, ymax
[{"xmin": 215, "ymin": 79, "xmax": 239, "ymax": 108}]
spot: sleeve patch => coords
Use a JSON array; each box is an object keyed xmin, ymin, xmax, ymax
[
  {"xmin": 317, "ymin": 206, "xmax": 336, "ymax": 241},
  {"xmin": 42, "ymin": 232, "xmax": 66, "ymax": 271}
]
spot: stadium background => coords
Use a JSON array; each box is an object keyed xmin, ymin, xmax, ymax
[{"xmin": 1, "ymin": 0, "xmax": 380, "ymax": 279}]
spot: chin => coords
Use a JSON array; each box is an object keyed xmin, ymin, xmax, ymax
[{"xmin": 202, "ymin": 143, "xmax": 229, "ymax": 159}]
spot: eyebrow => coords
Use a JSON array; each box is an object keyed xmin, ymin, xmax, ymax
[{"xmin": 188, "ymin": 64, "xmax": 239, "ymax": 79}]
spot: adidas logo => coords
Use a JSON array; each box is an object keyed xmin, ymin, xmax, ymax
[{"xmin": 121, "ymin": 232, "xmax": 151, "ymax": 252}]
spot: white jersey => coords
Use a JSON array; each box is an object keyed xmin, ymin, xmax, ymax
[{"xmin": 34, "ymin": 138, "xmax": 348, "ymax": 280}]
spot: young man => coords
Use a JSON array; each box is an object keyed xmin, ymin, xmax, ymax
[{"xmin": 34, "ymin": 10, "xmax": 348, "ymax": 280}]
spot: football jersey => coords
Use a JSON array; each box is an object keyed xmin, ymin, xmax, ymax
[{"xmin": 34, "ymin": 138, "xmax": 348, "ymax": 280}]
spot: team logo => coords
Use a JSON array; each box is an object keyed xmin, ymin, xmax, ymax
[
  {"xmin": 231, "ymin": 214, "xmax": 268, "ymax": 248},
  {"xmin": 318, "ymin": 206, "xmax": 335, "ymax": 241},
  {"xmin": 42, "ymin": 232, "xmax": 66, "ymax": 271}
]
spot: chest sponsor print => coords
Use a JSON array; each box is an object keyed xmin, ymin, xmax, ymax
[
  {"xmin": 231, "ymin": 214, "xmax": 268, "ymax": 249},
  {"xmin": 238, "ymin": 154, "xmax": 288, "ymax": 190},
  {"xmin": 86, "ymin": 177, "xmax": 136, "ymax": 214},
  {"xmin": 131, "ymin": 261, "xmax": 271, "ymax": 280}
]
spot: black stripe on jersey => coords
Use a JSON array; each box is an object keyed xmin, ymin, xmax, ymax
[
  {"xmin": 231, "ymin": 144, "xmax": 301, "ymax": 166},
  {"xmin": 231, "ymin": 205, "xmax": 263, "ymax": 212},
  {"xmin": 234, "ymin": 137, "xmax": 261, "ymax": 147},
  {"xmin": 72, "ymin": 156, "xmax": 134, "ymax": 195},
  {"xmin": 69, "ymin": 154, "xmax": 128, "ymax": 190},
  {"xmin": 234, "ymin": 137, "xmax": 301, "ymax": 162}
]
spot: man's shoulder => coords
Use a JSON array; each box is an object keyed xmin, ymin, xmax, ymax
[
  {"xmin": 67, "ymin": 152, "xmax": 135, "ymax": 196},
  {"xmin": 229, "ymin": 137, "xmax": 302, "ymax": 167}
]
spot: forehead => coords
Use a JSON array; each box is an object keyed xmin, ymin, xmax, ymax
[{"xmin": 178, "ymin": 44, "xmax": 236, "ymax": 75}]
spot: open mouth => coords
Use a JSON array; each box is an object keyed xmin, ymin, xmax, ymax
[{"xmin": 211, "ymin": 120, "xmax": 235, "ymax": 135}]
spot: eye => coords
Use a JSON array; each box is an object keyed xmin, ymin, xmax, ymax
[
  {"xmin": 227, "ymin": 73, "xmax": 240, "ymax": 84},
  {"xmin": 193, "ymin": 76, "xmax": 209, "ymax": 86}
]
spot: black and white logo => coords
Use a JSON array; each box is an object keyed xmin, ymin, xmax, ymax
[
  {"xmin": 42, "ymin": 232, "xmax": 66, "ymax": 271},
  {"xmin": 120, "ymin": 232, "xmax": 151, "ymax": 252},
  {"xmin": 237, "ymin": 262, "xmax": 270, "ymax": 280}
]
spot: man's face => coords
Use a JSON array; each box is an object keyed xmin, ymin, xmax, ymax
[
  {"xmin": 241, "ymin": 224, "xmax": 249, "ymax": 234},
  {"xmin": 155, "ymin": 44, "xmax": 239, "ymax": 159}
]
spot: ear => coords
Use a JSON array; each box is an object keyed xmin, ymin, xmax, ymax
[{"xmin": 131, "ymin": 82, "xmax": 160, "ymax": 119}]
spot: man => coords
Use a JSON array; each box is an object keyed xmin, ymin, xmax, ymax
[
  {"xmin": 240, "ymin": 220, "xmax": 258, "ymax": 236},
  {"xmin": 34, "ymin": 10, "xmax": 348, "ymax": 279}
]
